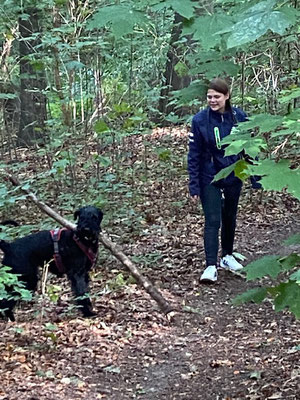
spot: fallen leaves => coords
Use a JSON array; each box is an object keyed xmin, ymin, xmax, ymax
[{"xmin": 1, "ymin": 128, "xmax": 300, "ymax": 399}]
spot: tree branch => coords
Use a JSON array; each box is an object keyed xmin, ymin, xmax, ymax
[{"xmin": 4, "ymin": 172, "xmax": 174, "ymax": 315}]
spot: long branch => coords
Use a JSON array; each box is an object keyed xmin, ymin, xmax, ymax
[{"xmin": 5, "ymin": 173, "xmax": 174, "ymax": 314}]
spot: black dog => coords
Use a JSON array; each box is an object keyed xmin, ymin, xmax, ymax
[{"xmin": 0, "ymin": 206, "xmax": 103, "ymax": 321}]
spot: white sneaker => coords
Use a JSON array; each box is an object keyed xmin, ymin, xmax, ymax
[
  {"xmin": 200, "ymin": 265, "xmax": 218, "ymax": 283},
  {"xmin": 220, "ymin": 255, "xmax": 243, "ymax": 271}
]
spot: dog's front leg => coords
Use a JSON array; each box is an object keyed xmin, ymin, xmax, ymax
[{"xmin": 68, "ymin": 272, "xmax": 96, "ymax": 317}]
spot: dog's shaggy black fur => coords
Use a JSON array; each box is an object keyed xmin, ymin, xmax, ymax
[{"xmin": 0, "ymin": 206, "xmax": 103, "ymax": 321}]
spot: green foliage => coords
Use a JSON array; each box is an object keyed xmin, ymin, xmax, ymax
[
  {"xmin": 184, "ymin": 13, "xmax": 233, "ymax": 49},
  {"xmin": 212, "ymin": 161, "xmax": 238, "ymax": 183},
  {"xmin": 87, "ymin": 5, "xmax": 148, "ymax": 38},
  {"xmin": 94, "ymin": 120, "xmax": 110, "ymax": 134},
  {"xmin": 210, "ymin": 108, "xmax": 300, "ymax": 201},
  {"xmin": 252, "ymin": 160, "xmax": 300, "ymax": 200},
  {"xmin": 174, "ymin": 61, "xmax": 189, "ymax": 77},
  {"xmin": 0, "ymin": 182, "xmax": 27, "ymax": 209},
  {"xmin": 243, "ymin": 256, "xmax": 282, "ymax": 280},
  {"xmin": 151, "ymin": 0, "xmax": 196, "ymax": 19},
  {"xmin": 233, "ymin": 287, "xmax": 269, "ymax": 305},
  {"xmin": 0, "ymin": 266, "xmax": 32, "ymax": 308},
  {"xmin": 155, "ymin": 148, "xmax": 172, "ymax": 162},
  {"xmin": 233, "ymin": 234, "xmax": 300, "ymax": 319},
  {"xmin": 132, "ymin": 252, "xmax": 163, "ymax": 267},
  {"xmin": 1, "ymin": 0, "xmax": 299, "ymax": 324},
  {"xmin": 223, "ymin": 134, "xmax": 267, "ymax": 159},
  {"xmin": 44, "ymin": 322, "xmax": 59, "ymax": 344},
  {"xmin": 279, "ymin": 87, "xmax": 300, "ymax": 103},
  {"xmin": 284, "ymin": 234, "xmax": 300, "ymax": 246},
  {"xmin": 171, "ymin": 80, "xmax": 206, "ymax": 106},
  {"xmin": 234, "ymin": 282, "xmax": 300, "ymax": 319},
  {"xmin": 271, "ymin": 281, "xmax": 300, "ymax": 319},
  {"xmin": 0, "ymin": 93, "xmax": 17, "ymax": 99},
  {"xmin": 101, "ymin": 273, "xmax": 136, "ymax": 294},
  {"xmin": 226, "ymin": 0, "xmax": 296, "ymax": 48},
  {"xmin": 47, "ymin": 285, "xmax": 62, "ymax": 303}
]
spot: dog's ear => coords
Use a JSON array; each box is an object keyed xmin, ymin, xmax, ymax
[{"xmin": 74, "ymin": 209, "xmax": 80, "ymax": 220}]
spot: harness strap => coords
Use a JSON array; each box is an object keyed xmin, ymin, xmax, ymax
[
  {"xmin": 73, "ymin": 235, "xmax": 98, "ymax": 267},
  {"xmin": 50, "ymin": 228, "xmax": 67, "ymax": 274}
]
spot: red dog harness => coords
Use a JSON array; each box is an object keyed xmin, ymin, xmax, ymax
[
  {"xmin": 50, "ymin": 228, "xmax": 68, "ymax": 274},
  {"xmin": 73, "ymin": 234, "xmax": 98, "ymax": 266},
  {"xmin": 50, "ymin": 228, "xmax": 98, "ymax": 274}
]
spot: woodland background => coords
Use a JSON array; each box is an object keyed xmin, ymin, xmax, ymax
[{"xmin": 0, "ymin": 0, "xmax": 299, "ymax": 399}]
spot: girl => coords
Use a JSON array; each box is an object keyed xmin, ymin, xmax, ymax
[{"xmin": 188, "ymin": 78, "xmax": 247, "ymax": 283}]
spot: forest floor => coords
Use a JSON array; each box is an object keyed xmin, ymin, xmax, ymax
[{"xmin": 0, "ymin": 128, "xmax": 299, "ymax": 399}]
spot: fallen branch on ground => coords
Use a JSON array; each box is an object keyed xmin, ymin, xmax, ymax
[{"xmin": 4, "ymin": 172, "xmax": 174, "ymax": 315}]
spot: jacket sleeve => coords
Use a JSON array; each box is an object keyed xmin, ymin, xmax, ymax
[
  {"xmin": 187, "ymin": 116, "xmax": 203, "ymax": 196},
  {"xmin": 239, "ymin": 109, "xmax": 248, "ymax": 122}
]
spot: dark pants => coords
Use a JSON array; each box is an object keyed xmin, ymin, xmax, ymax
[{"xmin": 200, "ymin": 182, "xmax": 242, "ymax": 267}]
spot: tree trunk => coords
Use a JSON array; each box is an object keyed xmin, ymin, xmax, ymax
[
  {"xmin": 18, "ymin": 8, "xmax": 47, "ymax": 146},
  {"xmin": 0, "ymin": 32, "xmax": 20, "ymax": 143},
  {"xmin": 155, "ymin": 12, "xmax": 191, "ymax": 124},
  {"xmin": 52, "ymin": 6, "xmax": 72, "ymax": 126}
]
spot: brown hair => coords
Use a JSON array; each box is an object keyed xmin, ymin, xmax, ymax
[{"xmin": 208, "ymin": 78, "xmax": 231, "ymax": 110}]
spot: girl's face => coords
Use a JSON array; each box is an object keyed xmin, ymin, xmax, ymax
[{"xmin": 207, "ymin": 89, "xmax": 229, "ymax": 113}]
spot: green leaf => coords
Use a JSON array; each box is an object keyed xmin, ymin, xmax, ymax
[
  {"xmin": 227, "ymin": 0, "xmax": 293, "ymax": 48},
  {"xmin": 280, "ymin": 254, "xmax": 300, "ymax": 271},
  {"xmin": 213, "ymin": 160, "xmax": 249, "ymax": 182},
  {"xmin": 94, "ymin": 120, "xmax": 109, "ymax": 134},
  {"xmin": 270, "ymin": 127, "xmax": 298, "ymax": 138},
  {"xmin": 187, "ymin": 13, "xmax": 233, "ymax": 49},
  {"xmin": 87, "ymin": 5, "xmax": 147, "ymax": 38},
  {"xmin": 174, "ymin": 61, "xmax": 189, "ymax": 77},
  {"xmin": 290, "ymin": 270, "xmax": 300, "ymax": 283},
  {"xmin": 44, "ymin": 323, "xmax": 58, "ymax": 331},
  {"xmin": 151, "ymin": 0, "xmax": 195, "ymax": 19},
  {"xmin": 94, "ymin": 155, "xmax": 111, "ymax": 167},
  {"xmin": 233, "ymin": 159, "xmax": 251, "ymax": 180},
  {"xmin": 165, "ymin": 113, "xmax": 181, "ymax": 124},
  {"xmin": 283, "ymin": 234, "xmax": 300, "ymax": 246},
  {"xmin": 65, "ymin": 61, "xmax": 85, "ymax": 70},
  {"xmin": 0, "ymin": 93, "xmax": 17, "ymax": 99},
  {"xmin": 191, "ymin": 60, "xmax": 240, "ymax": 80},
  {"xmin": 273, "ymin": 281, "xmax": 300, "ymax": 319},
  {"xmin": 249, "ymin": 370, "xmax": 263, "ymax": 380},
  {"xmin": 103, "ymin": 365, "xmax": 121, "ymax": 374},
  {"xmin": 155, "ymin": 148, "xmax": 172, "ymax": 161},
  {"xmin": 243, "ymin": 255, "xmax": 281, "ymax": 280},
  {"xmin": 232, "ymin": 287, "xmax": 268, "ymax": 305},
  {"xmin": 171, "ymin": 80, "xmax": 206, "ymax": 104},
  {"xmin": 279, "ymin": 87, "xmax": 300, "ymax": 104},
  {"xmin": 224, "ymin": 135, "xmax": 266, "ymax": 159},
  {"xmin": 233, "ymin": 114, "xmax": 283, "ymax": 133},
  {"xmin": 252, "ymin": 160, "xmax": 300, "ymax": 200},
  {"xmin": 212, "ymin": 162, "xmax": 237, "ymax": 182}
]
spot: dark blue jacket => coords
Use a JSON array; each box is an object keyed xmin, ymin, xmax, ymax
[{"xmin": 188, "ymin": 107, "xmax": 247, "ymax": 196}]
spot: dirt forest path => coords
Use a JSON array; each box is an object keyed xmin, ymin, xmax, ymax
[
  {"xmin": 1, "ymin": 130, "xmax": 299, "ymax": 400},
  {"xmin": 1, "ymin": 191, "xmax": 299, "ymax": 400}
]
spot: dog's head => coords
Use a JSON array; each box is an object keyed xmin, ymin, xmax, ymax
[{"xmin": 74, "ymin": 206, "xmax": 103, "ymax": 243}]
